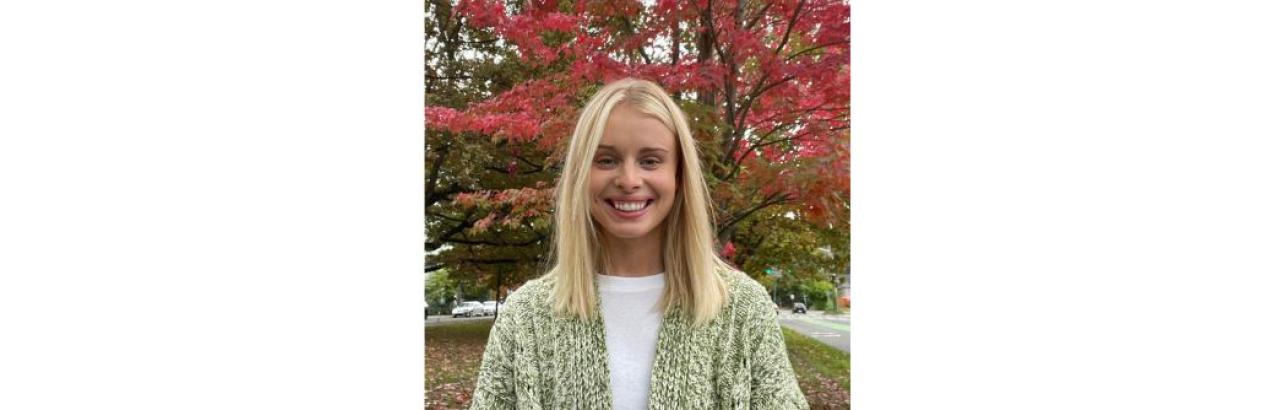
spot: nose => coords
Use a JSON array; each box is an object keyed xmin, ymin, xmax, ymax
[{"xmin": 615, "ymin": 162, "xmax": 641, "ymax": 191}]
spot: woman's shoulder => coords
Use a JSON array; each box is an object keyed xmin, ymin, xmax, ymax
[
  {"xmin": 497, "ymin": 274, "xmax": 555, "ymax": 316},
  {"xmin": 716, "ymin": 266, "xmax": 775, "ymax": 315}
]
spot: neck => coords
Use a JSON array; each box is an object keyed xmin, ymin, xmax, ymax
[{"xmin": 599, "ymin": 228, "xmax": 665, "ymax": 278}]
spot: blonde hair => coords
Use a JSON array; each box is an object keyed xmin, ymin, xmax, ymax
[{"xmin": 546, "ymin": 78, "xmax": 730, "ymax": 326}]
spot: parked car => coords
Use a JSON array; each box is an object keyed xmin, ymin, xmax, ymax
[
  {"xmin": 792, "ymin": 302, "xmax": 807, "ymax": 314},
  {"xmin": 452, "ymin": 301, "xmax": 483, "ymax": 318},
  {"xmin": 480, "ymin": 301, "xmax": 503, "ymax": 316}
]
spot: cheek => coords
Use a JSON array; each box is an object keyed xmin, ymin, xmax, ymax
[
  {"xmin": 586, "ymin": 174, "xmax": 606, "ymax": 198},
  {"xmin": 660, "ymin": 170, "xmax": 679, "ymax": 198}
]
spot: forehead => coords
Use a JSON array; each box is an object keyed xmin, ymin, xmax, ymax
[{"xmin": 598, "ymin": 104, "xmax": 676, "ymax": 151}]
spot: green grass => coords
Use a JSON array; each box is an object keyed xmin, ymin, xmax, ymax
[{"xmin": 782, "ymin": 327, "xmax": 851, "ymax": 407}]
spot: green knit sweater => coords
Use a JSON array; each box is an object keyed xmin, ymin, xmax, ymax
[{"xmin": 469, "ymin": 267, "xmax": 809, "ymax": 409}]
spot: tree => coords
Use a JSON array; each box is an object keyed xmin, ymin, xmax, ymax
[
  {"xmin": 730, "ymin": 204, "xmax": 848, "ymax": 285},
  {"xmin": 425, "ymin": 269, "xmax": 455, "ymax": 303},
  {"xmin": 793, "ymin": 278, "xmax": 836, "ymax": 310},
  {"xmin": 426, "ymin": 0, "xmax": 850, "ymax": 289},
  {"xmin": 424, "ymin": 269, "xmax": 457, "ymax": 314},
  {"xmin": 425, "ymin": 268, "xmax": 493, "ymax": 314}
]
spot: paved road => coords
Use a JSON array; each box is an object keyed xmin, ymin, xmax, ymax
[
  {"xmin": 425, "ymin": 314, "xmax": 494, "ymax": 327},
  {"xmin": 776, "ymin": 310, "xmax": 850, "ymax": 353}
]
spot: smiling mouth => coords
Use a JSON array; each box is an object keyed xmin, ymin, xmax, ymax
[{"xmin": 607, "ymin": 199, "xmax": 653, "ymax": 212}]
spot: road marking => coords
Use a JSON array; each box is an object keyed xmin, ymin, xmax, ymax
[{"xmin": 809, "ymin": 332, "xmax": 841, "ymax": 338}]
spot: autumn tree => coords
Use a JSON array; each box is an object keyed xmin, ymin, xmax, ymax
[{"xmin": 426, "ymin": 0, "xmax": 849, "ymax": 291}]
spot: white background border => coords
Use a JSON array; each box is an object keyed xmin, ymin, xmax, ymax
[
  {"xmin": 852, "ymin": 0, "xmax": 1279, "ymax": 408},
  {"xmin": 1, "ymin": 0, "xmax": 424, "ymax": 408}
]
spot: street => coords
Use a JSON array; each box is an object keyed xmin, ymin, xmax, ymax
[
  {"xmin": 425, "ymin": 314, "xmax": 494, "ymax": 327},
  {"xmin": 776, "ymin": 309, "xmax": 850, "ymax": 353}
]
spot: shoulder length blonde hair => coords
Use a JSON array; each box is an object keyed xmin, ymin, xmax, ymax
[{"xmin": 546, "ymin": 78, "xmax": 731, "ymax": 326}]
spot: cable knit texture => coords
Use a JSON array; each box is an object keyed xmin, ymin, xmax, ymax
[{"xmin": 469, "ymin": 267, "xmax": 809, "ymax": 409}]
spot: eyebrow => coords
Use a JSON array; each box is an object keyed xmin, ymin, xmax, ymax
[{"xmin": 596, "ymin": 145, "xmax": 671, "ymax": 154}]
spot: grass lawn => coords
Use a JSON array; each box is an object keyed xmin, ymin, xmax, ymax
[
  {"xmin": 426, "ymin": 320, "xmax": 850, "ymax": 409},
  {"xmin": 782, "ymin": 326, "xmax": 851, "ymax": 408}
]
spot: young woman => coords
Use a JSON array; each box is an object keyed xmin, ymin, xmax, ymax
[{"xmin": 469, "ymin": 79, "xmax": 807, "ymax": 409}]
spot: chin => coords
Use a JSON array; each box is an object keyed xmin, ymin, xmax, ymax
[{"xmin": 600, "ymin": 226, "xmax": 655, "ymax": 240}]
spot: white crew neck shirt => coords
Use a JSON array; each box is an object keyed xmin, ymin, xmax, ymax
[{"xmin": 595, "ymin": 272, "xmax": 666, "ymax": 410}]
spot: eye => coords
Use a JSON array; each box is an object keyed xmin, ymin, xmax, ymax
[
  {"xmin": 640, "ymin": 157, "xmax": 662, "ymax": 168},
  {"xmin": 595, "ymin": 157, "xmax": 618, "ymax": 168}
]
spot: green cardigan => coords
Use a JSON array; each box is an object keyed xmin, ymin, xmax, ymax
[{"xmin": 469, "ymin": 267, "xmax": 809, "ymax": 409}]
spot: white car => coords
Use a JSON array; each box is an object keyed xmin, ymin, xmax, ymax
[
  {"xmin": 451, "ymin": 301, "xmax": 483, "ymax": 318},
  {"xmin": 480, "ymin": 301, "xmax": 502, "ymax": 316}
]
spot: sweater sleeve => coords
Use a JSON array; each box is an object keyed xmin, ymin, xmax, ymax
[
  {"xmin": 745, "ymin": 287, "xmax": 809, "ymax": 408},
  {"xmin": 469, "ymin": 313, "xmax": 518, "ymax": 409}
]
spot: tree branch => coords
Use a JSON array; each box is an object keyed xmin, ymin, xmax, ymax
[
  {"xmin": 719, "ymin": 74, "xmax": 799, "ymax": 181},
  {"xmin": 732, "ymin": 101, "xmax": 849, "ymax": 180},
  {"xmin": 718, "ymin": 191, "xmax": 793, "ymax": 237},
  {"xmin": 425, "ymin": 137, "xmax": 451, "ymax": 198},
  {"xmin": 772, "ymin": 0, "xmax": 807, "ymax": 56},
  {"xmin": 745, "ymin": 1, "xmax": 774, "ymax": 31},
  {"xmin": 426, "ymin": 209, "xmax": 475, "ymax": 252},
  {"xmin": 619, "ymin": 15, "xmax": 655, "ymax": 65},
  {"xmin": 727, "ymin": 122, "xmax": 848, "ymax": 180},
  {"xmin": 460, "ymin": 257, "xmax": 542, "ymax": 266},
  {"xmin": 514, "ymin": 153, "xmax": 545, "ymax": 169},
  {"xmin": 484, "ymin": 165, "xmax": 545, "ymax": 175},
  {"xmin": 426, "ymin": 182, "xmax": 466, "ymax": 210},
  {"xmin": 731, "ymin": 73, "xmax": 797, "ymax": 144},
  {"xmin": 425, "ymin": 74, "xmax": 473, "ymax": 81},
  {"xmin": 445, "ymin": 233, "xmax": 547, "ymax": 247},
  {"xmin": 427, "ymin": 210, "xmax": 468, "ymax": 223},
  {"xmin": 785, "ymin": 41, "xmax": 847, "ymax": 61}
]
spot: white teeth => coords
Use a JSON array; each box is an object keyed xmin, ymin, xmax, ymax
[{"xmin": 612, "ymin": 201, "xmax": 647, "ymax": 212}]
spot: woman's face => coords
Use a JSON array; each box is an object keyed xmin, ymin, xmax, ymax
[{"xmin": 588, "ymin": 104, "xmax": 679, "ymax": 244}]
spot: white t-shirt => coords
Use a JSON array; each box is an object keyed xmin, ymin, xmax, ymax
[{"xmin": 596, "ymin": 272, "xmax": 665, "ymax": 410}]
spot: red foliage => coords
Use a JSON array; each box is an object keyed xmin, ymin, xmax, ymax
[
  {"xmin": 721, "ymin": 241, "xmax": 737, "ymax": 259},
  {"xmin": 430, "ymin": 0, "xmax": 850, "ymax": 231}
]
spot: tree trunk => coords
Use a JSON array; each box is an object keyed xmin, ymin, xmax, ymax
[
  {"xmin": 695, "ymin": 3, "xmax": 715, "ymax": 108},
  {"xmin": 492, "ymin": 269, "xmax": 503, "ymax": 319}
]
